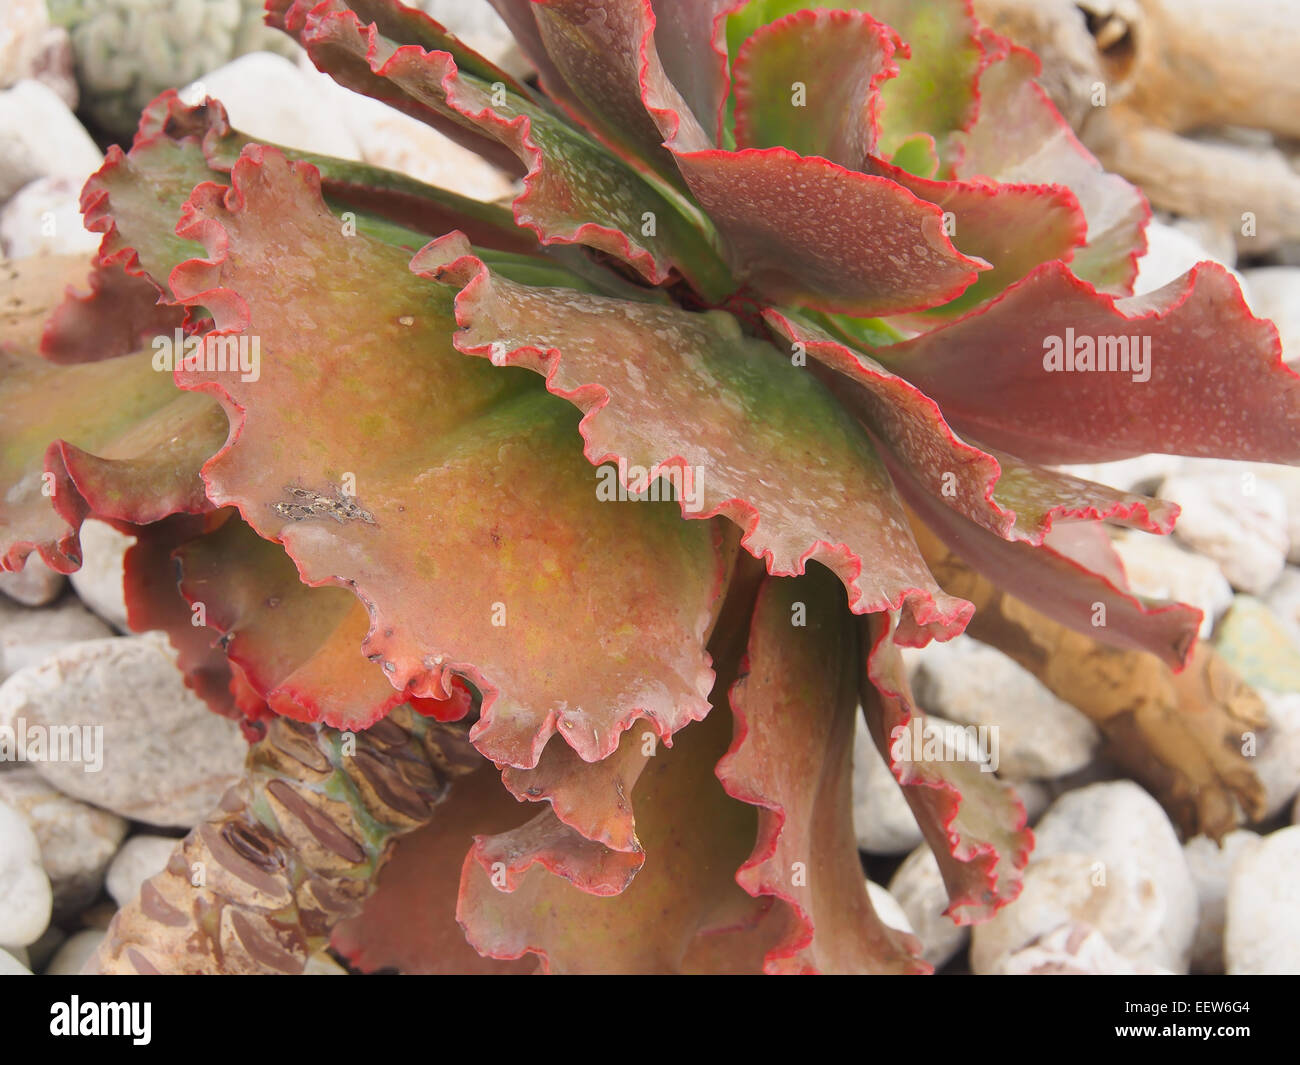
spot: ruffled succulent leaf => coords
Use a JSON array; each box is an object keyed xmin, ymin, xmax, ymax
[
  {"xmin": 528, "ymin": 0, "xmax": 985, "ymax": 315},
  {"xmin": 41, "ymin": 260, "xmax": 188, "ymax": 365},
  {"xmin": 887, "ymin": 132, "xmax": 941, "ymax": 179},
  {"xmin": 173, "ymin": 512, "xmax": 421, "ymax": 731},
  {"xmin": 332, "ymin": 766, "xmax": 537, "ymax": 974},
  {"xmin": 645, "ymin": 0, "xmax": 737, "ymax": 141},
  {"xmin": 0, "ymin": 281, "xmax": 226, "ymax": 573},
  {"xmin": 861, "ymin": 613, "xmax": 1032, "ymax": 924},
  {"xmin": 864, "ymin": 262, "xmax": 1300, "ymax": 466},
  {"xmin": 321, "ymin": 0, "xmax": 536, "ymax": 95},
  {"xmin": 81, "ymin": 116, "xmax": 214, "ymax": 296},
  {"xmin": 718, "ymin": 7, "xmax": 1094, "ymax": 313},
  {"xmin": 271, "ymin": 0, "xmax": 734, "ymax": 298},
  {"xmin": 724, "ymin": 0, "xmax": 981, "ymax": 160},
  {"xmin": 89, "ymin": 91, "xmax": 576, "ymax": 310},
  {"xmin": 122, "ymin": 512, "xmax": 239, "ymax": 718},
  {"xmin": 766, "ymin": 310, "xmax": 1177, "ymax": 544},
  {"xmin": 267, "ymin": 0, "xmax": 530, "ymax": 175},
  {"xmin": 528, "ymin": 0, "xmax": 687, "ymax": 180},
  {"xmin": 457, "ymin": 701, "xmax": 771, "ymax": 973},
  {"xmin": 166, "ymin": 147, "xmax": 728, "ymax": 770},
  {"xmin": 862, "ymin": 157, "xmax": 1086, "ymax": 314},
  {"xmin": 729, "ymin": 8, "xmax": 900, "ymax": 167},
  {"xmin": 148, "ymin": 91, "xmax": 540, "ymax": 255},
  {"xmin": 717, "ymin": 564, "xmax": 929, "ymax": 973},
  {"xmin": 952, "ymin": 30, "xmax": 1149, "ymax": 293},
  {"xmin": 417, "ymin": 233, "xmax": 971, "ymax": 643},
  {"xmin": 500, "ymin": 724, "xmax": 657, "ymax": 853},
  {"xmin": 898, "ymin": 461, "xmax": 1201, "ymax": 671}
]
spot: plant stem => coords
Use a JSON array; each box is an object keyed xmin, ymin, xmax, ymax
[{"xmin": 87, "ymin": 706, "xmax": 481, "ymax": 974}]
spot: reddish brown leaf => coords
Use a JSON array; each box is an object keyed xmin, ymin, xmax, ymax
[
  {"xmin": 332, "ymin": 766, "xmax": 536, "ymax": 974},
  {"xmin": 527, "ymin": 0, "xmax": 984, "ymax": 314},
  {"xmin": 167, "ymin": 147, "xmax": 729, "ymax": 770},
  {"xmin": 766, "ymin": 309, "xmax": 1177, "ymax": 545},
  {"xmin": 275, "ymin": 0, "xmax": 732, "ymax": 297},
  {"xmin": 895, "ymin": 456, "xmax": 1201, "ymax": 671},
  {"xmin": 41, "ymin": 262, "xmax": 187, "ymax": 366},
  {"xmin": 419, "ymin": 233, "xmax": 972, "ymax": 643},
  {"xmin": 864, "ymin": 156, "xmax": 1086, "ymax": 312},
  {"xmin": 861, "ymin": 613, "xmax": 1032, "ymax": 924},
  {"xmin": 500, "ymin": 725, "xmax": 655, "ymax": 854},
  {"xmin": 174, "ymin": 513, "xmax": 421, "ymax": 731},
  {"xmin": 951, "ymin": 30, "xmax": 1149, "ymax": 293},
  {"xmin": 122, "ymin": 513, "xmax": 237, "ymax": 717},
  {"xmin": 269, "ymin": 0, "xmax": 528, "ymax": 175},
  {"xmin": 718, "ymin": 565, "xmax": 929, "ymax": 972},
  {"xmin": 457, "ymin": 701, "xmax": 769, "ymax": 973},
  {"xmin": 0, "ymin": 331, "xmax": 226, "ymax": 573},
  {"xmin": 870, "ymin": 261, "xmax": 1300, "ymax": 466}
]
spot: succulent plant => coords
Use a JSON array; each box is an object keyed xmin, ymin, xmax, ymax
[
  {"xmin": 2, "ymin": 0, "xmax": 1296, "ymax": 974},
  {"xmin": 47, "ymin": 0, "xmax": 299, "ymax": 136}
]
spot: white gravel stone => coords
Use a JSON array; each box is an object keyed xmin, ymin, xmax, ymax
[
  {"xmin": 67, "ymin": 519, "xmax": 133, "ymax": 630},
  {"xmin": 887, "ymin": 844, "xmax": 968, "ymax": 968},
  {"xmin": 990, "ymin": 921, "xmax": 1174, "ymax": 975},
  {"xmin": 0, "ymin": 798, "xmax": 51, "ymax": 949},
  {"xmin": 866, "ymin": 880, "xmax": 914, "ymax": 936},
  {"xmin": 971, "ymin": 852, "xmax": 1167, "ymax": 973},
  {"xmin": 1242, "ymin": 267, "xmax": 1300, "ymax": 366},
  {"xmin": 0, "ymin": 79, "xmax": 102, "ymax": 201},
  {"xmin": 0, "ymin": 174, "xmax": 100, "ymax": 258},
  {"xmin": 0, "ymin": 0, "xmax": 51, "ymax": 89},
  {"xmin": 1180, "ymin": 460, "xmax": 1300, "ymax": 566},
  {"xmin": 1029, "ymin": 781, "xmax": 1198, "ymax": 972},
  {"xmin": 1111, "ymin": 532, "xmax": 1234, "ymax": 638},
  {"xmin": 910, "ymin": 637, "xmax": 1100, "ymax": 779},
  {"xmin": 0, "ymin": 556, "xmax": 65, "ymax": 606},
  {"xmin": 1251, "ymin": 691, "xmax": 1300, "ymax": 821},
  {"xmin": 0, "ymin": 946, "xmax": 32, "ymax": 974},
  {"xmin": 1265, "ymin": 568, "xmax": 1300, "ymax": 649},
  {"xmin": 1160, "ymin": 471, "xmax": 1289, "ymax": 595},
  {"xmin": 1183, "ymin": 829, "xmax": 1261, "ymax": 973},
  {"xmin": 0, "ymin": 0, "xmax": 76, "ymax": 105},
  {"xmin": 852, "ymin": 713, "xmax": 922, "ymax": 854},
  {"xmin": 44, "ymin": 929, "xmax": 106, "ymax": 975},
  {"xmin": 0, "ymin": 595, "xmax": 114, "ymax": 679},
  {"xmin": 1225, "ymin": 826, "xmax": 1300, "ymax": 974},
  {"xmin": 1134, "ymin": 220, "xmax": 1242, "ymax": 296},
  {"xmin": 0, "ymin": 633, "xmax": 246, "ymax": 826},
  {"xmin": 185, "ymin": 52, "xmax": 360, "ymax": 160},
  {"xmin": 304, "ymin": 951, "xmax": 349, "ymax": 975},
  {"xmin": 0, "ymin": 767, "xmax": 126, "ymax": 915},
  {"xmin": 106, "ymin": 834, "xmax": 180, "ymax": 908}
]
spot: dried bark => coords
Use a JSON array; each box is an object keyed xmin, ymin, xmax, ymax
[
  {"xmin": 974, "ymin": 0, "xmax": 1300, "ymax": 252},
  {"xmin": 911, "ymin": 517, "xmax": 1268, "ymax": 839},
  {"xmin": 87, "ymin": 707, "xmax": 481, "ymax": 974}
]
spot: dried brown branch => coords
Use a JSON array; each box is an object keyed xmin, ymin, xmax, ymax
[
  {"xmin": 911, "ymin": 517, "xmax": 1268, "ymax": 838},
  {"xmin": 975, "ymin": 0, "xmax": 1300, "ymax": 252}
]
